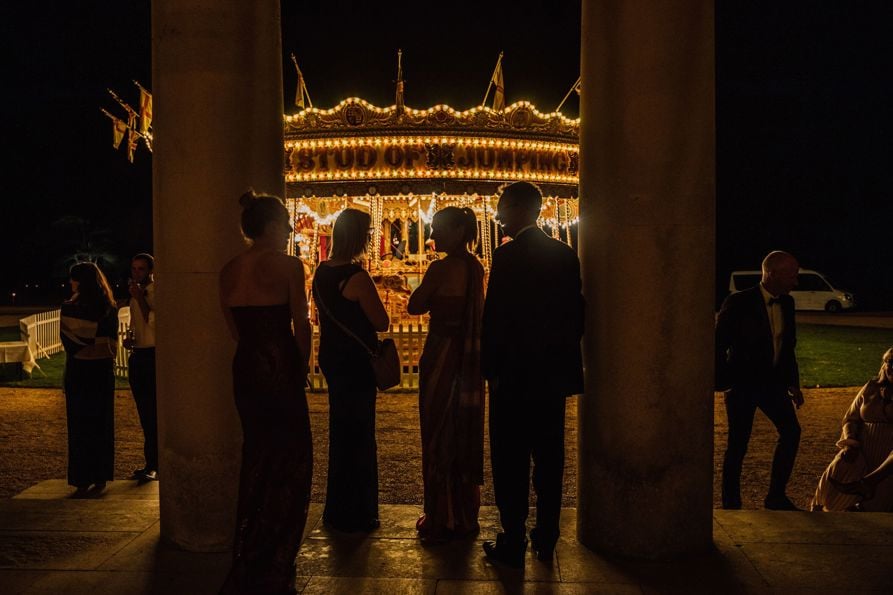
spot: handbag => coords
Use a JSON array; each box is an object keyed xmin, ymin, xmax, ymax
[
  {"xmin": 313, "ymin": 277, "xmax": 402, "ymax": 391},
  {"xmin": 370, "ymin": 337, "xmax": 401, "ymax": 391}
]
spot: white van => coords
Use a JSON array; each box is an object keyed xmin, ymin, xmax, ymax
[{"xmin": 728, "ymin": 269, "xmax": 855, "ymax": 312}]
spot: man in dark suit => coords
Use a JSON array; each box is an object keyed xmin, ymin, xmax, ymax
[
  {"xmin": 481, "ymin": 182, "xmax": 584, "ymax": 567},
  {"xmin": 716, "ymin": 250, "xmax": 804, "ymax": 511}
]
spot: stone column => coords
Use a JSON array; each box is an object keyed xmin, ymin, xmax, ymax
[
  {"xmin": 152, "ymin": 1, "xmax": 285, "ymax": 550},
  {"xmin": 577, "ymin": 0, "xmax": 715, "ymax": 558}
]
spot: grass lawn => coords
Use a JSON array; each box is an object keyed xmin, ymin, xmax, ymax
[
  {"xmin": 2, "ymin": 324, "xmax": 891, "ymax": 390},
  {"xmin": 797, "ymin": 324, "xmax": 893, "ymax": 387}
]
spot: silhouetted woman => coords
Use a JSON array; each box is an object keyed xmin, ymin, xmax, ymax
[
  {"xmin": 812, "ymin": 347, "xmax": 893, "ymax": 512},
  {"xmin": 60, "ymin": 262, "xmax": 118, "ymax": 496},
  {"xmin": 312, "ymin": 208, "xmax": 389, "ymax": 532},
  {"xmin": 219, "ymin": 190, "xmax": 313, "ymax": 594},
  {"xmin": 408, "ymin": 207, "xmax": 485, "ymax": 542}
]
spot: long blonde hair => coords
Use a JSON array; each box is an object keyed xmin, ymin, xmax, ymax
[
  {"xmin": 877, "ymin": 347, "xmax": 893, "ymax": 386},
  {"xmin": 330, "ymin": 208, "xmax": 371, "ymax": 262}
]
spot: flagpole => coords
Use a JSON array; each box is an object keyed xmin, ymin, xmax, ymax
[
  {"xmin": 290, "ymin": 53, "xmax": 312, "ymax": 108},
  {"xmin": 100, "ymin": 108, "xmax": 149, "ymax": 141},
  {"xmin": 108, "ymin": 89, "xmax": 140, "ymax": 122},
  {"xmin": 555, "ymin": 76, "xmax": 582, "ymax": 113},
  {"xmin": 481, "ymin": 51, "xmax": 503, "ymax": 107},
  {"xmin": 395, "ymin": 49, "xmax": 404, "ymax": 112}
]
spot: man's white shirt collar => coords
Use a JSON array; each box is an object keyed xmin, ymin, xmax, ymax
[{"xmin": 758, "ymin": 282, "xmax": 779, "ymax": 305}]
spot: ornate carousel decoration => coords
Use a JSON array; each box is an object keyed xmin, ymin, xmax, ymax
[{"xmin": 283, "ymin": 98, "xmax": 579, "ymax": 277}]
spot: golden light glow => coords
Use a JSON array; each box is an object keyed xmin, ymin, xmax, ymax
[
  {"xmin": 284, "ymin": 97, "xmax": 580, "ymax": 127},
  {"xmin": 285, "ymin": 136, "xmax": 577, "ymax": 153},
  {"xmin": 285, "ymin": 168, "xmax": 578, "ymax": 184}
]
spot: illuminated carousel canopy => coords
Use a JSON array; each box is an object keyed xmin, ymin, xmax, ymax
[
  {"xmin": 282, "ymin": 98, "xmax": 580, "ymax": 276},
  {"xmin": 284, "ymin": 98, "xmax": 579, "ymax": 199}
]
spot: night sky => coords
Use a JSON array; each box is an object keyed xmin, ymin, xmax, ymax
[{"xmin": 2, "ymin": 2, "xmax": 891, "ymax": 308}]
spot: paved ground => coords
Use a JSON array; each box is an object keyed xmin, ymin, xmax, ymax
[
  {"xmin": 0, "ymin": 386, "xmax": 863, "ymax": 510},
  {"xmin": 0, "ymin": 480, "xmax": 891, "ymax": 594},
  {"xmin": 0, "ymin": 384, "xmax": 890, "ymax": 593}
]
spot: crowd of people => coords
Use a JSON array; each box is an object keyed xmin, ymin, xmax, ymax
[
  {"xmin": 57, "ymin": 181, "xmax": 892, "ymax": 594},
  {"xmin": 214, "ymin": 181, "xmax": 583, "ymax": 591}
]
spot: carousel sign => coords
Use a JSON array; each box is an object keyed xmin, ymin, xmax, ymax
[{"xmin": 287, "ymin": 139, "xmax": 578, "ymax": 179}]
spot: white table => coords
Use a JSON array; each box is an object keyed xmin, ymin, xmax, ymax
[{"xmin": 0, "ymin": 341, "xmax": 37, "ymax": 377}]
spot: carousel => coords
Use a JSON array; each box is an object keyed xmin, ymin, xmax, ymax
[{"xmin": 283, "ymin": 97, "xmax": 580, "ymax": 320}]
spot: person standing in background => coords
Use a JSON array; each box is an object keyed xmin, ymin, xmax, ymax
[
  {"xmin": 715, "ymin": 250, "xmax": 804, "ymax": 511},
  {"xmin": 61, "ymin": 262, "xmax": 119, "ymax": 496},
  {"xmin": 125, "ymin": 253, "xmax": 158, "ymax": 482}
]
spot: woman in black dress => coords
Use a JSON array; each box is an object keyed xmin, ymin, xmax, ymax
[
  {"xmin": 60, "ymin": 262, "xmax": 118, "ymax": 496},
  {"xmin": 312, "ymin": 208, "xmax": 389, "ymax": 532},
  {"xmin": 219, "ymin": 190, "xmax": 313, "ymax": 594}
]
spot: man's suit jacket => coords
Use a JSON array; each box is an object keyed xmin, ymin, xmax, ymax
[
  {"xmin": 715, "ymin": 285, "xmax": 799, "ymax": 391},
  {"xmin": 481, "ymin": 227, "xmax": 584, "ymax": 397}
]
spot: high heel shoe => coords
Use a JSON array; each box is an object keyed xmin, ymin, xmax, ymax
[
  {"xmin": 830, "ymin": 477, "xmax": 875, "ymax": 501},
  {"xmin": 71, "ymin": 485, "xmax": 91, "ymax": 499}
]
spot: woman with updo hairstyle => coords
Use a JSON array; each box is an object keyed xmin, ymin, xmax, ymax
[
  {"xmin": 60, "ymin": 261, "xmax": 118, "ymax": 496},
  {"xmin": 311, "ymin": 208, "xmax": 389, "ymax": 532},
  {"xmin": 408, "ymin": 206, "xmax": 485, "ymax": 542},
  {"xmin": 219, "ymin": 189, "xmax": 313, "ymax": 593}
]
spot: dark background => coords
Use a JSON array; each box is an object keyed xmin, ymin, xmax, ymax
[{"xmin": 1, "ymin": 1, "xmax": 891, "ymax": 308}]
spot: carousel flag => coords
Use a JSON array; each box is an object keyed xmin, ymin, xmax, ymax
[
  {"xmin": 290, "ymin": 53, "xmax": 312, "ymax": 109},
  {"xmin": 491, "ymin": 56, "xmax": 505, "ymax": 111},
  {"xmin": 482, "ymin": 52, "xmax": 505, "ymax": 111},
  {"xmin": 395, "ymin": 49, "xmax": 405, "ymax": 112},
  {"xmin": 101, "ymin": 108, "xmax": 128, "ymax": 149},
  {"xmin": 113, "ymin": 116, "xmax": 127, "ymax": 149},
  {"xmin": 108, "ymin": 88, "xmax": 139, "ymax": 129},
  {"xmin": 294, "ymin": 62, "xmax": 305, "ymax": 109},
  {"xmin": 127, "ymin": 128, "xmax": 139, "ymax": 163},
  {"xmin": 137, "ymin": 86, "xmax": 152, "ymax": 133}
]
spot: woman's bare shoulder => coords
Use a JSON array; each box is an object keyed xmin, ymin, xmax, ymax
[
  {"xmin": 219, "ymin": 252, "xmax": 245, "ymax": 279},
  {"xmin": 266, "ymin": 252, "xmax": 305, "ymax": 271}
]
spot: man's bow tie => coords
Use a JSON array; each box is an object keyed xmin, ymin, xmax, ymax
[{"xmin": 768, "ymin": 297, "xmax": 782, "ymax": 306}]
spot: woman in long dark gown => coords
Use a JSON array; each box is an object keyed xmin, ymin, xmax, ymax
[
  {"xmin": 408, "ymin": 207, "xmax": 485, "ymax": 543},
  {"xmin": 219, "ymin": 190, "xmax": 313, "ymax": 595},
  {"xmin": 60, "ymin": 262, "xmax": 118, "ymax": 497},
  {"xmin": 312, "ymin": 208, "xmax": 389, "ymax": 532}
]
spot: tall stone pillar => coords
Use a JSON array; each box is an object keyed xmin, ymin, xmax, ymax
[
  {"xmin": 577, "ymin": 1, "xmax": 715, "ymax": 558},
  {"xmin": 152, "ymin": 1, "xmax": 285, "ymax": 550}
]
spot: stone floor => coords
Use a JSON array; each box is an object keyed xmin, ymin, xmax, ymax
[{"xmin": 1, "ymin": 480, "xmax": 891, "ymax": 594}]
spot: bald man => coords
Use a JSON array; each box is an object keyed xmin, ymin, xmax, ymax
[{"xmin": 716, "ymin": 251, "xmax": 805, "ymax": 510}]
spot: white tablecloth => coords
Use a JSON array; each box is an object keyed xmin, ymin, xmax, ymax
[{"xmin": 0, "ymin": 341, "xmax": 37, "ymax": 374}]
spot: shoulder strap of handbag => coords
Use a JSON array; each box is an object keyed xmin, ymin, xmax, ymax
[{"xmin": 313, "ymin": 273, "xmax": 376, "ymax": 357}]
